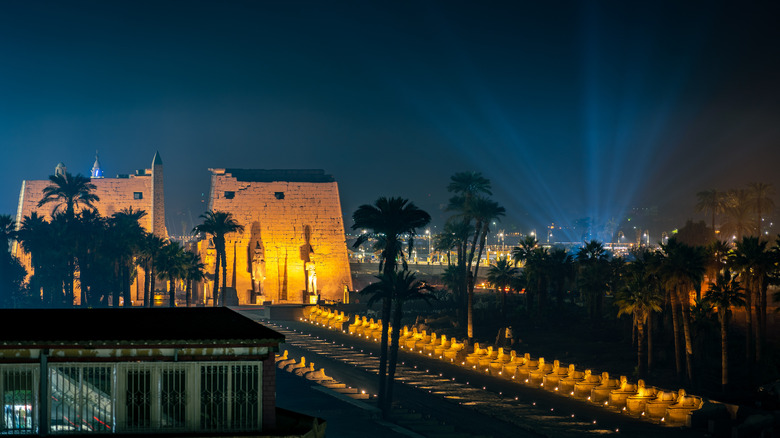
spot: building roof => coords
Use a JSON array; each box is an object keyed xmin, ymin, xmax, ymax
[
  {"xmin": 219, "ymin": 168, "xmax": 335, "ymax": 183},
  {"xmin": 0, "ymin": 307, "xmax": 283, "ymax": 346}
]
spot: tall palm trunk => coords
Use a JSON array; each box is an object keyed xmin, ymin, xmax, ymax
[
  {"xmin": 669, "ymin": 290, "xmax": 684, "ymax": 380},
  {"xmin": 212, "ymin": 250, "xmax": 221, "ymax": 307},
  {"xmin": 467, "ymin": 225, "xmax": 490, "ymax": 340},
  {"xmin": 220, "ymin": 244, "xmax": 228, "ymax": 306},
  {"xmin": 149, "ymin": 257, "xmax": 157, "ymax": 308},
  {"xmin": 377, "ymin": 241, "xmax": 397, "ymax": 419},
  {"xmin": 143, "ymin": 262, "xmax": 150, "ymax": 307},
  {"xmin": 719, "ymin": 309, "xmax": 729, "ymax": 393},
  {"xmin": 122, "ymin": 262, "xmax": 132, "ymax": 306},
  {"xmin": 385, "ymin": 299, "xmax": 404, "ymax": 415},
  {"xmin": 637, "ymin": 314, "xmax": 646, "ymax": 377},
  {"xmin": 169, "ymin": 275, "xmax": 176, "ymax": 307},
  {"xmin": 744, "ymin": 279, "xmax": 754, "ymax": 369},
  {"xmin": 466, "ymin": 219, "xmax": 482, "ymax": 273},
  {"xmin": 467, "ymin": 283, "xmax": 474, "ymax": 339},
  {"xmin": 457, "ymin": 240, "xmax": 468, "ymax": 330},
  {"xmin": 758, "ymin": 278, "xmax": 768, "ymax": 362},
  {"xmin": 378, "ymin": 296, "xmax": 391, "ymax": 417},
  {"xmin": 647, "ymin": 312, "xmax": 654, "ymax": 372},
  {"xmin": 678, "ymin": 288, "xmax": 695, "ymax": 384},
  {"xmin": 66, "ymin": 258, "xmax": 75, "ymax": 307}
]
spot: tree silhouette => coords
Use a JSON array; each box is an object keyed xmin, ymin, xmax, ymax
[{"xmin": 351, "ymin": 197, "xmax": 430, "ymax": 417}]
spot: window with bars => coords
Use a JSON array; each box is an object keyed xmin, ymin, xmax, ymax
[
  {"xmin": 125, "ymin": 369, "xmax": 150, "ymax": 429},
  {"xmin": 199, "ymin": 363, "xmax": 259, "ymax": 431},
  {"xmin": 0, "ymin": 366, "xmax": 36, "ymax": 434},
  {"xmin": 50, "ymin": 366, "xmax": 113, "ymax": 433},
  {"xmin": 0, "ymin": 361, "xmax": 262, "ymax": 435},
  {"xmin": 161, "ymin": 369, "xmax": 186, "ymax": 428}
]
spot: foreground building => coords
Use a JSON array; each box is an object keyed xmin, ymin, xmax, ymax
[
  {"xmin": 0, "ymin": 307, "xmax": 286, "ymax": 435},
  {"xmin": 201, "ymin": 168, "xmax": 353, "ymax": 305}
]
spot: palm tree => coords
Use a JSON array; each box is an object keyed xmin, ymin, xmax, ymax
[
  {"xmin": 705, "ymin": 270, "xmax": 745, "ymax": 393},
  {"xmin": 695, "ymin": 189, "xmax": 726, "ymax": 238},
  {"xmin": 575, "ymin": 241, "xmax": 611, "ymax": 321},
  {"xmin": 511, "ymin": 236, "xmax": 538, "ymax": 266},
  {"xmin": 486, "ymin": 257, "xmax": 519, "ymax": 336},
  {"xmin": 433, "ymin": 224, "xmax": 464, "ymax": 267},
  {"xmin": 109, "ymin": 208, "xmax": 147, "ymax": 306},
  {"xmin": 0, "ymin": 214, "xmax": 14, "ymax": 253},
  {"xmin": 747, "ymin": 182, "xmax": 775, "ymax": 239},
  {"xmin": 731, "ymin": 236, "xmax": 772, "ymax": 365},
  {"xmin": 17, "ymin": 213, "xmax": 71, "ymax": 306},
  {"xmin": 73, "ymin": 209, "xmax": 109, "ymax": 307},
  {"xmin": 512, "ymin": 236, "xmax": 549, "ymax": 314},
  {"xmin": 0, "ymin": 214, "xmax": 26, "ymax": 307},
  {"xmin": 615, "ymin": 264, "xmax": 663, "ymax": 377},
  {"xmin": 156, "ymin": 241, "xmax": 187, "ymax": 307},
  {"xmin": 192, "ymin": 211, "xmax": 244, "ymax": 307},
  {"xmin": 16, "ymin": 213, "xmax": 47, "ymax": 303},
  {"xmin": 658, "ymin": 238, "xmax": 706, "ymax": 383},
  {"xmin": 351, "ymin": 197, "xmax": 430, "ymax": 417},
  {"xmin": 37, "ymin": 172, "xmax": 100, "ymax": 306},
  {"xmin": 37, "ymin": 172, "xmax": 99, "ymax": 219},
  {"xmin": 722, "ymin": 189, "xmax": 753, "ymax": 241},
  {"xmin": 361, "ymin": 270, "xmax": 434, "ymax": 417},
  {"xmin": 183, "ymin": 251, "xmax": 206, "ymax": 306},
  {"xmin": 547, "ymin": 248, "xmax": 573, "ymax": 307},
  {"xmin": 446, "ymin": 172, "xmax": 492, "ymax": 334},
  {"xmin": 635, "ymin": 249, "xmax": 664, "ymax": 371},
  {"xmin": 447, "ymin": 171, "xmax": 492, "ymax": 200},
  {"xmin": 439, "ymin": 265, "xmax": 461, "ymax": 295},
  {"xmin": 138, "ymin": 233, "xmax": 166, "ymax": 307},
  {"xmin": 465, "ymin": 197, "xmax": 505, "ymax": 339},
  {"xmin": 437, "ymin": 219, "xmax": 473, "ymax": 314}
]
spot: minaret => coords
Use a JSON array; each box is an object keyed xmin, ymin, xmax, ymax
[
  {"xmin": 90, "ymin": 151, "xmax": 104, "ymax": 178},
  {"xmin": 151, "ymin": 151, "xmax": 168, "ymax": 238}
]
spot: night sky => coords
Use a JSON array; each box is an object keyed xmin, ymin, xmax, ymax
[{"xmin": 2, "ymin": 1, "xmax": 778, "ymax": 239}]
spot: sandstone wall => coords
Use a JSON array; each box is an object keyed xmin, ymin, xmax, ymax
[
  {"xmin": 206, "ymin": 171, "xmax": 353, "ymax": 304},
  {"xmin": 14, "ymin": 175, "xmax": 154, "ymax": 236},
  {"xmin": 14, "ymin": 174, "xmax": 156, "ymax": 305}
]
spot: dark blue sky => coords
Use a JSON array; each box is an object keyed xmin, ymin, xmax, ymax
[{"xmin": 2, "ymin": 1, "xmax": 778, "ymax": 238}]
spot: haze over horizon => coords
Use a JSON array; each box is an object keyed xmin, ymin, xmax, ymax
[{"xmin": 2, "ymin": 1, "xmax": 778, "ymax": 240}]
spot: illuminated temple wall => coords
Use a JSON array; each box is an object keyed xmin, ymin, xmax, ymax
[
  {"xmin": 14, "ymin": 174, "xmax": 154, "ymax": 232},
  {"xmin": 13, "ymin": 154, "xmax": 167, "ymax": 305},
  {"xmin": 204, "ymin": 168, "xmax": 353, "ymax": 304}
]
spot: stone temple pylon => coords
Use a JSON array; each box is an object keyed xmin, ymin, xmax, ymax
[{"xmin": 151, "ymin": 151, "xmax": 167, "ymax": 238}]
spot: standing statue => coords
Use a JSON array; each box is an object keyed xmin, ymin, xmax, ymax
[
  {"xmin": 306, "ymin": 262, "xmax": 317, "ymax": 294},
  {"xmin": 300, "ymin": 225, "xmax": 315, "ymax": 293},
  {"xmin": 248, "ymin": 221, "xmax": 265, "ymax": 300},
  {"xmin": 252, "ymin": 241, "xmax": 265, "ymax": 294}
]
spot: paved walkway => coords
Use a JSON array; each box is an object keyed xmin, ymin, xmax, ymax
[{"xmin": 276, "ymin": 369, "xmax": 426, "ymax": 438}]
